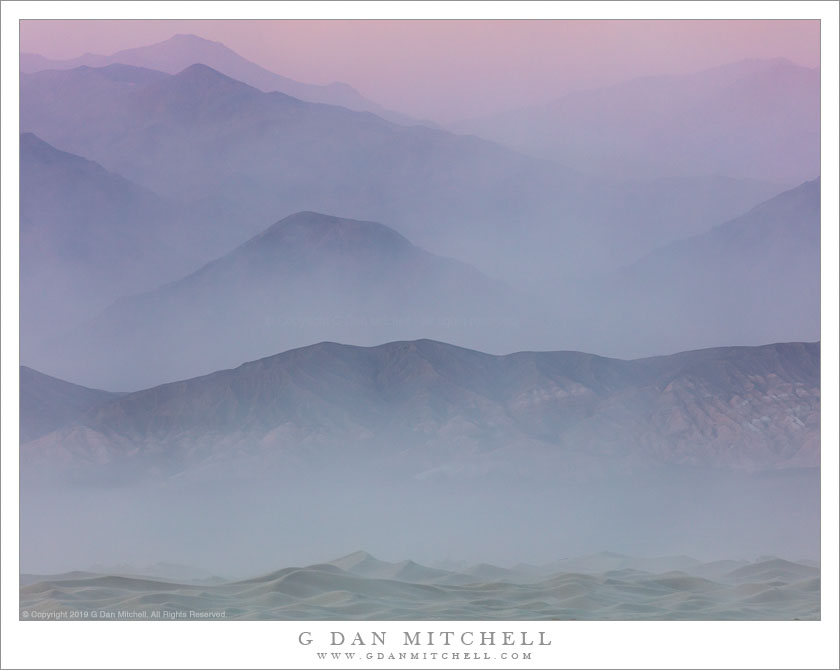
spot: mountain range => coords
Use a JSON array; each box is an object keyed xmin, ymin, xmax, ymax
[
  {"xmin": 456, "ymin": 58, "xmax": 819, "ymax": 184},
  {"xmin": 15, "ymin": 30, "xmax": 824, "ymax": 622},
  {"xmin": 608, "ymin": 177, "xmax": 820, "ymax": 348},
  {"xmin": 21, "ymin": 339, "xmax": 820, "ymax": 478},
  {"xmin": 548, "ymin": 178, "xmax": 822, "ymax": 358},
  {"xmin": 19, "ymin": 61, "xmax": 783, "ymax": 284},
  {"xmin": 30, "ymin": 173, "xmax": 821, "ymax": 391},
  {"xmin": 19, "ymin": 132, "xmax": 222, "ymax": 345},
  {"xmin": 31, "ymin": 212, "xmax": 519, "ymax": 389},
  {"xmin": 19, "ymin": 367, "xmax": 121, "ymax": 443},
  {"xmin": 19, "ymin": 33, "xmax": 424, "ymax": 126}
]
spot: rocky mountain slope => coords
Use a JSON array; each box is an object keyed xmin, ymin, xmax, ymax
[
  {"xmin": 22, "ymin": 340, "xmax": 819, "ymax": 476},
  {"xmin": 20, "ymin": 367, "xmax": 122, "ymax": 443}
]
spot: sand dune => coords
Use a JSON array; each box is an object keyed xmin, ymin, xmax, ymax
[
  {"xmin": 20, "ymin": 553, "xmax": 819, "ymax": 621},
  {"xmin": 726, "ymin": 558, "xmax": 819, "ymax": 583}
]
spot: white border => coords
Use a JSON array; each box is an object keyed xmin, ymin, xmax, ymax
[{"xmin": 2, "ymin": 2, "xmax": 838, "ymax": 669}]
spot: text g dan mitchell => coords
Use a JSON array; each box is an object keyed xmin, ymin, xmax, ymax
[{"xmin": 298, "ymin": 631, "xmax": 551, "ymax": 647}]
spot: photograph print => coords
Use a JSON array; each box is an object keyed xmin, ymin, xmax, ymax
[{"xmin": 15, "ymin": 16, "xmax": 824, "ymax": 626}]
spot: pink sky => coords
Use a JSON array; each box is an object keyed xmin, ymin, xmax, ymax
[{"xmin": 19, "ymin": 20, "xmax": 819, "ymax": 122}]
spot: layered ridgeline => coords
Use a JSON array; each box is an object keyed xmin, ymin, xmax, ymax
[
  {"xmin": 21, "ymin": 339, "xmax": 819, "ymax": 478},
  {"xmin": 19, "ymin": 133, "xmax": 221, "ymax": 344},
  {"xmin": 550, "ymin": 178, "xmax": 821, "ymax": 358},
  {"xmin": 19, "ymin": 33, "xmax": 425, "ymax": 126},
  {"xmin": 21, "ymin": 132, "xmax": 177, "ymax": 327},
  {"xmin": 456, "ymin": 58, "xmax": 819, "ymax": 184},
  {"xmin": 19, "ymin": 367, "xmax": 122, "ymax": 443},
  {"xmin": 31, "ymin": 177, "xmax": 821, "ymax": 391},
  {"xmin": 20, "ymin": 62, "xmax": 783, "ymax": 283},
  {"xmin": 32, "ymin": 212, "xmax": 519, "ymax": 389},
  {"xmin": 608, "ymin": 177, "xmax": 820, "ymax": 351}
]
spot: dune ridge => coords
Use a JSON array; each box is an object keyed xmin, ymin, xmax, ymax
[{"xmin": 20, "ymin": 552, "xmax": 819, "ymax": 621}]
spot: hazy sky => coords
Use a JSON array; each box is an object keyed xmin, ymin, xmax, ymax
[{"xmin": 19, "ymin": 20, "xmax": 819, "ymax": 122}]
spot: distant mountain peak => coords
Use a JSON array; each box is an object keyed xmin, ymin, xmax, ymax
[
  {"xmin": 244, "ymin": 211, "xmax": 416, "ymax": 256},
  {"xmin": 276, "ymin": 211, "xmax": 409, "ymax": 237},
  {"xmin": 174, "ymin": 62, "xmax": 244, "ymax": 83},
  {"xmin": 112, "ymin": 33, "xmax": 231, "ymax": 57},
  {"xmin": 168, "ymin": 33, "xmax": 224, "ymax": 46},
  {"xmin": 162, "ymin": 63, "xmax": 260, "ymax": 99},
  {"xmin": 21, "ymin": 32, "xmax": 425, "ymax": 125},
  {"xmin": 20, "ymin": 131, "xmax": 47, "ymax": 148},
  {"xmin": 729, "ymin": 176, "xmax": 819, "ymax": 226}
]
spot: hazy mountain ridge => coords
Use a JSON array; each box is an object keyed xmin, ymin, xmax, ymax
[
  {"xmin": 19, "ymin": 367, "xmax": 122, "ymax": 443},
  {"xmin": 455, "ymin": 58, "xmax": 819, "ymax": 184},
  {"xmin": 33, "ymin": 212, "xmax": 518, "ymax": 389},
  {"xmin": 19, "ymin": 62, "xmax": 801, "ymax": 391},
  {"xmin": 22, "ymin": 340, "xmax": 819, "ymax": 476},
  {"xmin": 20, "ymin": 61, "xmax": 783, "ymax": 285},
  {"xmin": 20, "ymin": 34, "xmax": 426, "ymax": 126},
  {"xmin": 20, "ymin": 132, "xmax": 193, "ymax": 341},
  {"xmin": 22, "ymin": 177, "xmax": 821, "ymax": 389},
  {"xmin": 19, "ymin": 132, "xmax": 247, "ymax": 353},
  {"xmin": 543, "ymin": 178, "xmax": 821, "ymax": 359},
  {"xmin": 619, "ymin": 177, "xmax": 819, "ymax": 291}
]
